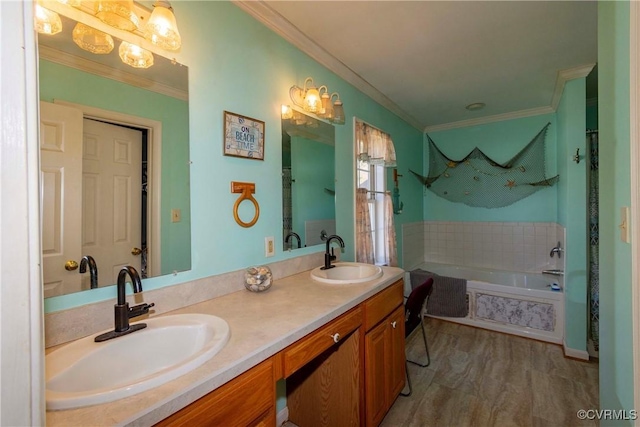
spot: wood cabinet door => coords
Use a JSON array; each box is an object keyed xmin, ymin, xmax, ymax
[
  {"xmin": 364, "ymin": 320, "xmax": 390, "ymax": 427},
  {"xmin": 387, "ymin": 305, "xmax": 406, "ymax": 401}
]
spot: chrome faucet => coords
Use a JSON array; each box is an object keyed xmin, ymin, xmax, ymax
[
  {"xmin": 285, "ymin": 231, "xmax": 301, "ymax": 249},
  {"xmin": 322, "ymin": 234, "xmax": 345, "ymax": 270},
  {"xmin": 79, "ymin": 255, "xmax": 98, "ymax": 289},
  {"xmin": 549, "ymin": 242, "xmax": 563, "ymax": 258},
  {"xmin": 94, "ymin": 266, "xmax": 155, "ymax": 342}
]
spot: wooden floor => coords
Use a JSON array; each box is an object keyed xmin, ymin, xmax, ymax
[{"xmin": 381, "ymin": 318, "xmax": 599, "ymax": 427}]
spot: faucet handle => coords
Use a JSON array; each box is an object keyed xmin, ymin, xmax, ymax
[{"xmin": 129, "ymin": 302, "xmax": 155, "ymax": 318}]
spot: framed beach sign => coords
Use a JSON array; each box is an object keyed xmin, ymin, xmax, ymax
[{"xmin": 223, "ymin": 111, "xmax": 265, "ymax": 160}]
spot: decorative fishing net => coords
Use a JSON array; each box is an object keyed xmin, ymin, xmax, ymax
[{"xmin": 410, "ymin": 123, "xmax": 558, "ymax": 208}]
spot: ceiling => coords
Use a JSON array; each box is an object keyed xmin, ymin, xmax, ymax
[{"xmin": 237, "ymin": 1, "xmax": 598, "ymax": 131}]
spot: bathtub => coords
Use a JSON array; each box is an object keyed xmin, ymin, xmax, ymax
[{"xmin": 405, "ymin": 262, "xmax": 564, "ymax": 344}]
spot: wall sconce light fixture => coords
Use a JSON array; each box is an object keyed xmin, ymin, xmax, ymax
[
  {"xmin": 35, "ymin": 0, "xmax": 181, "ymax": 69},
  {"xmin": 289, "ymin": 77, "xmax": 345, "ymax": 124}
]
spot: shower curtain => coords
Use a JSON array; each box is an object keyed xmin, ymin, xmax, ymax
[{"xmin": 588, "ymin": 131, "xmax": 599, "ymax": 351}]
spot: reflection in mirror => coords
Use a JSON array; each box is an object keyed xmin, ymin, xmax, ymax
[
  {"xmin": 38, "ymin": 14, "xmax": 191, "ymax": 298},
  {"xmin": 282, "ymin": 108, "xmax": 335, "ymax": 251}
]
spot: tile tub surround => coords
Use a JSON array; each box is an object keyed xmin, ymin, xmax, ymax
[
  {"xmin": 402, "ymin": 221, "xmax": 566, "ymax": 273},
  {"xmin": 46, "ymin": 265, "xmax": 405, "ymax": 426},
  {"xmin": 45, "ymin": 252, "xmax": 325, "ymax": 347}
]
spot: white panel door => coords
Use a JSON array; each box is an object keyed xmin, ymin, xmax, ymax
[
  {"xmin": 82, "ymin": 119, "xmax": 142, "ymax": 286},
  {"xmin": 40, "ymin": 101, "xmax": 84, "ymax": 297}
]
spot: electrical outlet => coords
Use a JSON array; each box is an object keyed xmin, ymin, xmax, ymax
[
  {"xmin": 265, "ymin": 236, "xmax": 275, "ymax": 257},
  {"xmin": 171, "ymin": 209, "xmax": 181, "ymax": 223}
]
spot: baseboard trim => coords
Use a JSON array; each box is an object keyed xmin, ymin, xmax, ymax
[
  {"xmin": 563, "ymin": 340, "xmax": 590, "ymax": 360},
  {"xmin": 276, "ymin": 407, "xmax": 289, "ymax": 426}
]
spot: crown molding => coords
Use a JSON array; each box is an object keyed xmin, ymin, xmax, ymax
[
  {"xmin": 550, "ymin": 63, "xmax": 596, "ymax": 111},
  {"xmin": 425, "ymin": 63, "xmax": 596, "ymax": 133},
  {"xmin": 39, "ymin": 45, "xmax": 188, "ymax": 101},
  {"xmin": 233, "ymin": 0, "xmax": 425, "ymax": 131},
  {"xmin": 424, "ymin": 106, "xmax": 555, "ymax": 133}
]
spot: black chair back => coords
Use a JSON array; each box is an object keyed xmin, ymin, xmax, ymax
[{"xmin": 405, "ymin": 278, "xmax": 434, "ymax": 338}]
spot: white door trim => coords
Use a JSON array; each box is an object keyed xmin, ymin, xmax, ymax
[
  {"xmin": 1, "ymin": 1, "xmax": 45, "ymax": 425},
  {"xmin": 630, "ymin": 2, "xmax": 640, "ymax": 423},
  {"xmin": 52, "ymin": 101, "xmax": 163, "ymax": 277}
]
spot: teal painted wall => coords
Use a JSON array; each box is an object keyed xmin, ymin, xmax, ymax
[
  {"xmin": 556, "ymin": 77, "xmax": 588, "ymax": 352},
  {"xmin": 38, "ymin": 60, "xmax": 191, "ymax": 278},
  {"xmin": 291, "ymin": 136, "xmax": 335, "ymax": 246},
  {"xmin": 43, "ymin": 1, "xmax": 423, "ymax": 310},
  {"xmin": 598, "ymin": 1, "xmax": 634, "ymax": 421},
  {"xmin": 424, "ymin": 114, "xmax": 558, "ymax": 222}
]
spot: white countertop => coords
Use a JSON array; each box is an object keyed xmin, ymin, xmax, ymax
[{"xmin": 46, "ymin": 266, "xmax": 404, "ymax": 427}]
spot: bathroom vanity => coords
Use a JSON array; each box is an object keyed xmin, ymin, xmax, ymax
[{"xmin": 46, "ymin": 266, "xmax": 405, "ymax": 427}]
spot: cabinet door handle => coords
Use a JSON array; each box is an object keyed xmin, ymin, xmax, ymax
[
  {"xmin": 330, "ymin": 333, "xmax": 340, "ymax": 343},
  {"xmin": 391, "ymin": 321, "xmax": 397, "ymax": 329}
]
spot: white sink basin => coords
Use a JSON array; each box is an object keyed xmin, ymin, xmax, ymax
[
  {"xmin": 310, "ymin": 262, "xmax": 383, "ymax": 284},
  {"xmin": 46, "ymin": 313, "xmax": 230, "ymax": 410}
]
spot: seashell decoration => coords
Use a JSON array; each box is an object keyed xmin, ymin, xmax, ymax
[{"xmin": 244, "ymin": 265, "xmax": 273, "ymax": 292}]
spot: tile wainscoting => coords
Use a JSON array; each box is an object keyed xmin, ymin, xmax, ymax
[{"xmin": 402, "ymin": 221, "xmax": 565, "ymax": 273}]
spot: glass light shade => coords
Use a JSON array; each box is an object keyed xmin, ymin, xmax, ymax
[
  {"xmin": 332, "ymin": 100, "xmax": 345, "ymax": 125},
  {"xmin": 72, "ymin": 23, "xmax": 114, "ymax": 54},
  {"xmin": 144, "ymin": 2, "xmax": 181, "ymax": 51},
  {"xmin": 35, "ymin": 4, "xmax": 62, "ymax": 35},
  {"xmin": 119, "ymin": 41, "xmax": 154, "ymax": 69},
  {"xmin": 95, "ymin": 0, "xmax": 140, "ymax": 32},
  {"xmin": 303, "ymin": 87, "xmax": 322, "ymax": 113},
  {"xmin": 321, "ymin": 93, "xmax": 334, "ymax": 119}
]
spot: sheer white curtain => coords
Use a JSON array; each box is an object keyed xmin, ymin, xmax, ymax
[
  {"xmin": 383, "ymin": 193, "xmax": 398, "ymax": 267},
  {"xmin": 355, "ymin": 188, "xmax": 374, "ymax": 264},
  {"xmin": 355, "ymin": 120, "xmax": 397, "ymax": 166}
]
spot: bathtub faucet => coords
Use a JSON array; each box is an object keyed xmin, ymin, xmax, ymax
[{"xmin": 549, "ymin": 242, "xmax": 563, "ymax": 258}]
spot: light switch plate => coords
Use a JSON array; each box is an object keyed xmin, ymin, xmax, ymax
[
  {"xmin": 621, "ymin": 206, "xmax": 631, "ymax": 243},
  {"xmin": 265, "ymin": 236, "xmax": 275, "ymax": 257}
]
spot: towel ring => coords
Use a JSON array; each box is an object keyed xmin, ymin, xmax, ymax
[{"xmin": 231, "ymin": 181, "xmax": 260, "ymax": 228}]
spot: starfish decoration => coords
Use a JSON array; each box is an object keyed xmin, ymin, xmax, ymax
[
  {"xmin": 505, "ymin": 179, "xmax": 516, "ymax": 189},
  {"xmin": 446, "ymin": 161, "xmax": 457, "ymax": 168}
]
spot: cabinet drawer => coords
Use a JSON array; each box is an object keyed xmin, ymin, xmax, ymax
[
  {"xmin": 363, "ymin": 280, "xmax": 403, "ymax": 332},
  {"xmin": 283, "ymin": 306, "xmax": 362, "ymax": 378},
  {"xmin": 156, "ymin": 357, "xmax": 275, "ymax": 427}
]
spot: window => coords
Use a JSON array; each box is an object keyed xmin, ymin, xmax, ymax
[
  {"xmin": 355, "ymin": 119, "xmax": 397, "ymax": 266},
  {"xmin": 357, "ymin": 160, "xmax": 386, "ymax": 264}
]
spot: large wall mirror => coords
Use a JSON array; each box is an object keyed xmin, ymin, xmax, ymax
[
  {"xmin": 38, "ymin": 13, "xmax": 191, "ymax": 298},
  {"xmin": 282, "ymin": 109, "xmax": 335, "ymax": 251}
]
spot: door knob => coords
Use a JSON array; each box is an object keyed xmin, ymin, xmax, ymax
[
  {"xmin": 131, "ymin": 247, "xmax": 142, "ymax": 256},
  {"xmin": 391, "ymin": 321, "xmax": 397, "ymax": 329},
  {"xmin": 331, "ymin": 333, "xmax": 340, "ymax": 343},
  {"xmin": 64, "ymin": 260, "xmax": 79, "ymax": 271}
]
